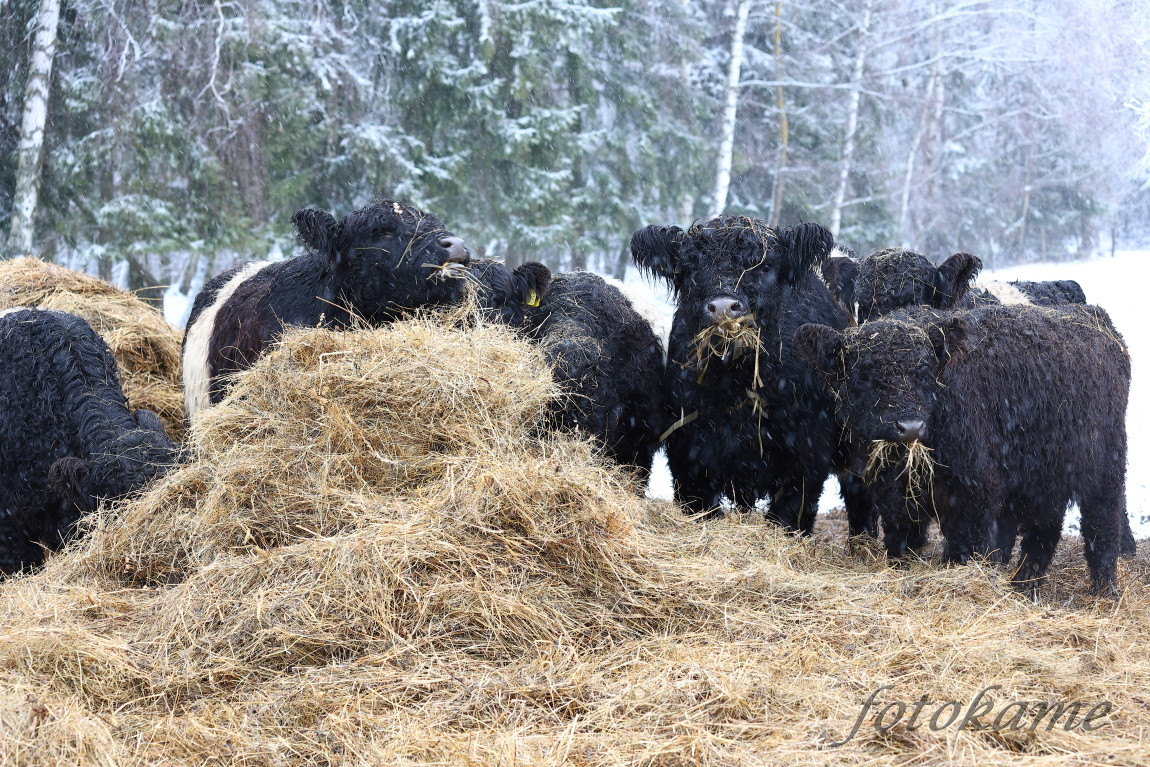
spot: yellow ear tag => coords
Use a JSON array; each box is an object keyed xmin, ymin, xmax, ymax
[{"xmin": 525, "ymin": 289, "xmax": 540, "ymax": 307}]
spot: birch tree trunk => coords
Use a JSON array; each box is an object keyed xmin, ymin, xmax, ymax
[
  {"xmin": 898, "ymin": 65, "xmax": 940, "ymax": 245},
  {"xmin": 709, "ymin": 0, "xmax": 751, "ymax": 218},
  {"xmin": 767, "ymin": 0, "xmax": 789, "ymax": 228},
  {"xmin": 828, "ymin": 1, "xmax": 872, "ymax": 239},
  {"xmin": 6, "ymin": 0, "xmax": 62, "ymax": 257}
]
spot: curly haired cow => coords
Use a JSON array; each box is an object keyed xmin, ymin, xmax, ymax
[
  {"xmin": 0, "ymin": 308, "xmax": 180, "ymax": 575},
  {"xmin": 828, "ymin": 246, "xmax": 1135, "ymax": 555},
  {"xmin": 466, "ymin": 260, "xmax": 665, "ymax": 484},
  {"xmin": 794, "ymin": 304, "xmax": 1130, "ymax": 596},
  {"xmin": 465, "ymin": 258, "xmax": 553, "ymax": 327},
  {"xmin": 631, "ymin": 216, "xmax": 867, "ymax": 532},
  {"xmin": 524, "ymin": 272, "xmax": 666, "ymax": 483},
  {"xmin": 182, "ymin": 200, "xmax": 472, "ymax": 419},
  {"xmin": 845, "ymin": 248, "xmax": 1087, "ymax": 323}
]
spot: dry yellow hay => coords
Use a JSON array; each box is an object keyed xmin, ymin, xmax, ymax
[
  {"xmin": 0, "ymin": 312, "xmax": 1148, "ymax": 766},
  {"xmin": 690, "ymin": 314, "xmax": 762, "ymax": 385},
  {"xmin": 0, "ymin": 257, "xmax": 184, "ymax": 437},
  {"xmin": 866, "ymin": 439, "xmax": 939, "ymax": 504}
]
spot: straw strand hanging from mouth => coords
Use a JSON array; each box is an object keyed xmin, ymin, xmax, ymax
[
  {"xmin": 864, "ymin": 439, "xmax": 938, "ymax": 503},
  {"xmin": 422, "ymin": 260, "xmax": 470, "ymax": 282},
  {"xmin": 689, "ymin": 314, "xmax": 761, "ymax": 384}
]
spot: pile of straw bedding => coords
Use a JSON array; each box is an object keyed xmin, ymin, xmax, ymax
[
  {"xmin": 0, "ymin": 258, "xmax": 184, "ymax": 437},
  {"xmin": 1, "ymin": 310, "xmax": 1148, "ymax": 766}
]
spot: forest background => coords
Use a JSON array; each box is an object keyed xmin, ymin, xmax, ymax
[{"xmin": 2, "ymin": 0, "xmax": 1149, "ymax": 321}]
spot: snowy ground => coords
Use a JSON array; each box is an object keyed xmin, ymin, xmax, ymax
[{"xmin": 631, "ymin": 250, "xmax": 1150, "ymax": 539}]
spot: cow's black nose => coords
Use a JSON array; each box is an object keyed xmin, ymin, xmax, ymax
[
  {"xmin": 438, "ymin": 236, "xmax": 469, "ymax": 263},
  {"xmin": 705, "ymin": 297, "xmax": 746, "ymax": 323},
  {"xmin": 896, "ymin": 419, "xmax": 924, "ymax": 443}
]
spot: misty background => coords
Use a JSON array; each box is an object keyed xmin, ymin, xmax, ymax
[{"xmin": 2, "ymin": 0, "xmax": 1149, "ymax": 324}]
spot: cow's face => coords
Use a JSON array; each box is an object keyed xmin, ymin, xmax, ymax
[
  {"xmin": 856, "ymin": 249, "xmax": 981, "ymax": 322},
  {"xmin": 48, "ymin": 409, "xmax": 179, "ymax": 514},
  {"xmin": 793, "ymin": 315, "xmax": 971, "ymax": 444},
  {"xmin": 292, "ymin": 200, "xmax": 472, "ymax": 322},
  {"xmin": 631, "ymin": 216, "xmax": 835, "ymax": 355},
  {"xmin": 465, "ymin": 259, "xmax": 552, "ymax": 327}
]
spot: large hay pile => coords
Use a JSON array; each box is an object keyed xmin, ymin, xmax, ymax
[
  {"xmin": 0, "ymin": 257, "xmax": 183, "ymax": 436},
  {"xmin": 1, "ymin": 313, "xmax": 1149, "ymax": 766}
]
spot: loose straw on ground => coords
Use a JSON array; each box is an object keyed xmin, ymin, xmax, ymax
[{"xmin": 0, "ymin": 310, "xmax": 1147, "ymax": 766}]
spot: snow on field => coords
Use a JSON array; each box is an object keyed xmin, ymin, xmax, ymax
[{"xmin": 628, "ymin": 250, "xmax": 1150, "ymax": 539}]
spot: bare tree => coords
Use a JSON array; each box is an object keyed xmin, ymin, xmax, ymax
[
  {"xmin": 829, "ymin": 0, "xmax": 872, "ymax": 239},
  {"xmin": 711, "ymin": 0, "xmax": 751, "ymax": 217},
  {"xmin": 6, "ymin": 0, "xmax": 61, "ymax": 256},
  {"xmin": 767, "ymin": 0, "xmax": 789, "ymax": 228}
]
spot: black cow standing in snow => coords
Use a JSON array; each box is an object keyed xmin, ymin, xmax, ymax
[
  {"xmin": 794, "ymin": 303, "xmax": 1130, "ymax": 597},
  {"xmin": 825, "ymin": 246, "xmax": 1135, "ymax": 556},
  {"xmin": 631, "ymin": 216, "xmax": 867, "ymax": 532},
  {"xmin": 525, "ymin": 271, "xmax": 666, "ymax": 483},
  {"xmin": 182, "ymin": 200, "xmax": 472, "ymax": 419},
  {"xmin": 0, "ymin": 308, "xmax": 180, "ymax": 575}
]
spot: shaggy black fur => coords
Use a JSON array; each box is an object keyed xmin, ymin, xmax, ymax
[
  {"xmin": 1005, "ymin": 279, "xmax": 1087, "ymax": 306},
  {"xmin": 852, "ymin": 249, "xmax": 983, "ymax": 322},
  {"xmin": 795, "ymin": 304, "xmax": 1130, "ymax": 596},
  {"xmin": 845, "ymin": 248, "xmax": 1087, "ymax": 322},
  {"xmin": 631, "ymin": 216, "xmax": 866, "ymax": 532},
  {"xmin": 520, "ymin": 271, "xmax": 665, "ymax": 483},
  {"xmin": 183, "ymin": 200, "xmax": 471, "ymax": 409},
  {"xmin": 827, "ymin": 247, "xmax": 1132, "ymax": 554},
  {"xmin": 465, "ymin": 258, "xmax": 552, "ymax": 327},
  {"xmin": 823, "ymin": 254, "xmax": 860, "ymax": 322},
  {"xmin": 0, "ymin": 309, "xmax": 179, "ymax": 575}
]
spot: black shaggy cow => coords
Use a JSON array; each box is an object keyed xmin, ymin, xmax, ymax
[
  {"xmin": 0, "ymin": 308, "xmax": 180, "ymax": 575},
  {"xmin": 846, "ymin": 248, "xmax": 1086, "ymax": 323},
  {"xmin": 1004, "ymin": 279, "xmax": 1087, "ymax": 306},
  {"xmin": 833, "ymin": 246, "xmax": 1135, "ymax": 554},
  {"xmin": 522, "ymin": 272, "xmax": 666, "ymax": 483},
  {"xmin": 794, "ymin": 304, "xmax": 1130, "ymax": 596},
  {"xmin": 465, "ymin": 258, "xmax": 553, "ymax": 327},
  {"xmin": 182, "ymin": 200, "xmax": 471, "ymax": 418},
  {"xmin": 466, "ymin": 261, "xmax": 664, "ymax": 483},
  {"xmin": 631, "ymin": 216, "xmax": 865, "ymax": 532}
]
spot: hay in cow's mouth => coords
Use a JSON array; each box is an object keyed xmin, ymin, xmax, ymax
[
  {"xmin": 422, "ymin": 261, "xmax": 469, "ymax": 281},
  {"xmin": 690, "ymin": 314, "xmax": 761, "ymax": 383},
  {"xmin": 865, "ymin": 438, "xmax": 938, "ymax": 503}
]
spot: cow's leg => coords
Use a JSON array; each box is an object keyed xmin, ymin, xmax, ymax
[
  {"xmin": 1012, "ymin": 516, "xmax": 1063, "ymax": 599},
  {"xmin": 990, "ymin": 498, "xmax": 1019, "ymax": 565},
  {"xmin": 938, "ymin": 490, "xmax": 995, "ymax": 566},
  {"xmin": 667, "ymin": 436, "xmax": 723, "ymax": 519},
  {"xmin": 838, "ymin": 471, "xmax": 877, "ymax": 538},
  {"xmin": 1079, "ymin": 488, "xmax": 1124, "ymax": 598},
  {"xmin": 767, "ymin": 462, "xmax": 825, "ymax": 535}
]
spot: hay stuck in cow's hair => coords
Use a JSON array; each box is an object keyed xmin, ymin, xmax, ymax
[
  {"xmin": 0, "ymin": 257, "xmax": 184, "ymax": 436},
  {"xmin": 3, "ymin": 311, "xmax": 1150, "ymax": 766}
]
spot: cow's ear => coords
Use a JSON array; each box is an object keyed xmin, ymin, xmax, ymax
[
  {"xmin": 132, "ymin": 408, "xmax": 167, "ymax": 435},
  {"xmin": 793, "ymin": 323, "xmax": 844, "ymax": 379},
  {"xmin": 292, "ymin": 208, "xmax": 344, "ymax": 266},
  {"xmin": 933, "ymin": 252, "xmax": 982, "ymax": 309},
  {"xmin": 512, "ymin": 262, "xmax": 552, "ymax": 307},
  {"xmin": 776, "ymin": 223, "xmax": 835, "ymax": 285},
  {"xmin": 47, "ymin": 457, "xmax": 95, "ymax": 513},
  {"xmin": 927, "ymin": 316, "xmax": 972, "ymax": 373},
  {"xmin": 630, "ymin": 225, "xmax": 683, "ymax": 285},
  {"xmin": 823, "ymin": 254, "xmax": 860, "ymax": 321}
]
